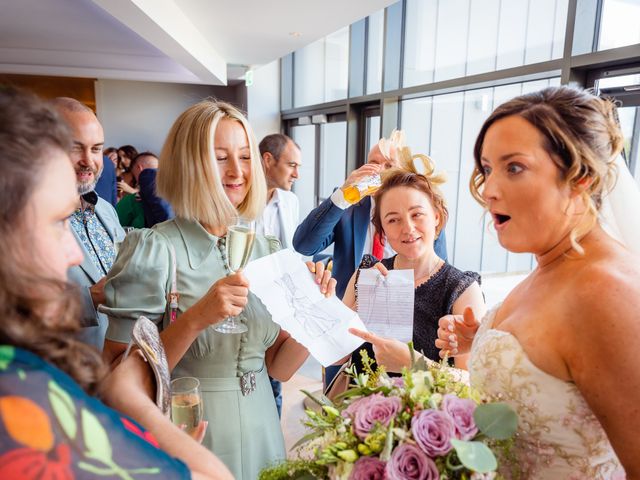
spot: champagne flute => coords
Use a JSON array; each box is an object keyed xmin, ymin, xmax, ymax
[
  {"xmin": 170, "ymin": 377, "xmax": 203, "ymax": 435},
  {"xmin": 214, "ymin": 216, "xmax": 256, "ymax": 334}
]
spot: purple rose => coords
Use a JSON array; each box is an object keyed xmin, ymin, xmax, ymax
[
  {"xmin": 391, "ymin": 377, "xmax": 405, "ymax": 388},
  {"xmin": 411, "ymin": 409, "xmax": 455, "ymax": 457},
  {"xmin": 441, "ymin": 394, "xmax": 478, "ymax": 441},
  {"xmin": 385, "ymin": 443, "xmax": 439, "ymax": 480},
  {"xmin": 350, "ymin": 457, "xmax": 387, "ymax": 480},
  {"xmin": 344, "ymin": 393, "xmax": 402, "ymax": 439}
]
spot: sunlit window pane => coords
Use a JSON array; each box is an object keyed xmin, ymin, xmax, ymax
[
  {"xmin": 366, "ymin": 10, "xmax": 384, "ymax": 94},
  {"xmin": 599, "ymin": 0, "xmax": 640, "ymax": 50},
  {"xmin": 403, "ymin": 0, "xmax": 567, "ymax": 88}
]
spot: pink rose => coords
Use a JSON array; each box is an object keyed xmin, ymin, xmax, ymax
[
  {"xmin": 441, "ymin": 394, "xmax": 478, "ymax": 440},
  {"xmin": 411, "ymin": 409, "xmax": 455, "ymax": 457},
  {"xmin": 344, "ymin": 394, "xmax": 402, "ymax": 440},
  {"xmin": 386, "ymin": 444, "xmax": 438, "ymax": 480},
  {"xmin": 350, "ymin": 457, "xmax": 386, "ymax": 480}
]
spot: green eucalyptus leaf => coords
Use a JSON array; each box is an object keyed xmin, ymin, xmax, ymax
[
  {"xmin": 48, "ymin": 380, "xmax": 77, "ymax": 440},
  {"xmin": 81, "ymin": 408, "xmax": 113, "ymax": 462},
  {"xmin": 0, "ymin": 346, "xmax": 15, "ymax": 371},
  {"xmin": 450, "ymin": 439, "xmax": 497, "ymax": 473},
  {"xmin": 474, "ymin": 403, "xmax": 518, "ymax": 440},
  {"xmin": 334, "ymin": 388, "xmax": 368, "ymax": 401}
]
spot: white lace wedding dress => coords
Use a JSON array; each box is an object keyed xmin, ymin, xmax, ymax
[{"xmin": 469, "ymin": 306, "xmax": 625, "ymax": 479}]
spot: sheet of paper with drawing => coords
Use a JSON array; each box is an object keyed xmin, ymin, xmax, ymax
[
  {"xmin": 243, "ymin": 249, "xmax": 368, "ymax": 367},
  {"xmin": 357, "ymin": 268, "xmax": 414, "ymax": 343}
]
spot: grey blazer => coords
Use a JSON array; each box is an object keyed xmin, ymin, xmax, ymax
[{"xmin": 68, "ymin": 197, "xmax": 125, "ymax": 351}]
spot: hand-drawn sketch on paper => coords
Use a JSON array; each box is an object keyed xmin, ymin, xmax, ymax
[
  {"xmin": 243, "ymin": 249, "xmax": 367, "ymax": 366},
  {"xmin": 274, "ymin": 272, "xmax": 340, "ymax": 339}
]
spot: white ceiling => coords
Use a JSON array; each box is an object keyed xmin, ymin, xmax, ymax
[{"xmin": 0, "ymin": 0, "xmax": 396, "ymax": 85}]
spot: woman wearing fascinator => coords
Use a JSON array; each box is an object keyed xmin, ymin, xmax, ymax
[
  {"xmin": 343, "ymin": 151, "xmax": 486, "ymax": 377},
  {"xmin": 437, "ymin": 86, "xmax": 639, "ymax": 478}
]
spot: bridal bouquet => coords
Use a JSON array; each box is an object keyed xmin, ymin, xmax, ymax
[{"xmin": 260, "ymin": 349, "xmax": 517, "ymax": 480}]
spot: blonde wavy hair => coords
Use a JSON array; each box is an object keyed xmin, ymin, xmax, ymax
[
  {"xmin": 158, "ymin": 99, "xmax": 267, "ymax": 227},
  {"xmin": 470, "ymin": 86, "xmax": 623, "ymax": 254}
]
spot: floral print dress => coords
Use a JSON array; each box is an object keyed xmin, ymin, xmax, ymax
[
  {"xmin": 0, "ymin": 345, "xmax": 189, "ymax": 479},
  {"xmin": 469, "ymin": 306, "xmax": 624, "ymax": 479}
]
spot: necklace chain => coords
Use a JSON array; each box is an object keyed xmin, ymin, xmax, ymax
[{"xmin": 398, "ymin": 257, "xmax": 442, "ymax": 283}]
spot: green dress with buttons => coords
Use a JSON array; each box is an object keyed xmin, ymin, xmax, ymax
[{"xmin": 102, "ymin": 217, "xmax": 285, "ymax": 480}]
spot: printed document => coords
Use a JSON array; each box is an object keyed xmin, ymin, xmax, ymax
[{"xmin": 357, "ymin": 268, "xmax": 414, "ymax": 343}]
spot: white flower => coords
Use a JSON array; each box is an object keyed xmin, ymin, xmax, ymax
[
  {"xmin": 377, "ymin": 375, "xmax": 393, "ymax": 388},
  {"xmin": 330, "ymin": 461, "xmax": 354, "ymax": 480},
  {"xmin": 410, "ymin": 370, "xmax": 434, "ymax": 400}
]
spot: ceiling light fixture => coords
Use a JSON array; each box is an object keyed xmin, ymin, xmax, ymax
[{"xmin": 289, "ymin": 32, "xmax": 301, "ymax": 37}]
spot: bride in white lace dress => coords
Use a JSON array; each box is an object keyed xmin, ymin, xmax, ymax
[{"xmin": 437, "ymin": 86, "xmax": 640, "ymax": 479}]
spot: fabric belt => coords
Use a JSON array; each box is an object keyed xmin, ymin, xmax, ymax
[{"xmin": 194, "ymin": 365, "xmax": 266, "ymax": 396}]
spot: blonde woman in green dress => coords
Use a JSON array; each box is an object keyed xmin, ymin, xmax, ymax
[{"xmin": 101, "ymin": 100, "xmax": 336, "ymax": 480}]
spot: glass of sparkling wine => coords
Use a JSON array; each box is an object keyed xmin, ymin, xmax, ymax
[
  {"xmin": 171, "ymin": 377, "xmax": 203, "ymax": 436},
  {"xmin": 214, "ymin": 216, "xmax": 256, "ymax": 334}
]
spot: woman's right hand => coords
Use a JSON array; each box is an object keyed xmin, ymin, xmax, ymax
[
  {"xmin": 190, "ymin": 271, "xmax": 249, "ymax": 330},
  {"xmin": 372, "ymin": 262, "xmax": 389, "ymax": 277},
  {"xmin": 435, "ymin": 307, "xmax": 480, "ymax": 358},
  {"xmin": 117, "ymin": 180, "xmax": 138, "ymax": 196}
]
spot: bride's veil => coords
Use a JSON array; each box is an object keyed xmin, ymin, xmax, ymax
[{"xmin": 599, "ymin": 154, "xmax": 640, "ymax": 255}]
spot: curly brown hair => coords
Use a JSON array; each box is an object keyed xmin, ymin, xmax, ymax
[
  {"xmin": 0, "ymin": 88, "xmax": 106, "ymax": 394},
  {"xmin": 372, "ymin": 169, "xmax": 449, "ymax": 243},
  {"xmin": 471, "ymin": 86, "xmax": 623, "ymax": 253}
]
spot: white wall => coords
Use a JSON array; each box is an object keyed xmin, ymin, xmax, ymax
[
  {"xmin": 247, "ymin": 60, "xmax": 281, "ymax": 142},
  {"xmin": 95, "ymin": 79, "xmax": 246, "ymax": 153}
]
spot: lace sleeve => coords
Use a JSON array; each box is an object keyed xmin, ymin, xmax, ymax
[{"xmin": 354, "ymin": 254, "xmax": 380, "ymax": 303}]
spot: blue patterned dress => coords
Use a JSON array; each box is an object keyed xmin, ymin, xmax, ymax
[{"xmin": 0, "ymin": 346, "xmax": 189, "ymax": 479}]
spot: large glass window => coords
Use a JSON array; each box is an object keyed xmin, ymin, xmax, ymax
[
  {"xmin": 293, "ymin": 27, "xmax": 349, "ymax": 108},
  {"xmin": 403, "ymin": 0, "xmax": 567, "ymax": 87},
  {"xmin": 282, "ymin": 0, "xmax": 640, "ymax": 276}
]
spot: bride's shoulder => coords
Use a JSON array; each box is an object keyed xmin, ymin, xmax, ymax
[
  {"xmin": 573, "ymin": 245, "xmax": 640, "ymax": 320},
  {"xmin": 589, "ymin": 240, "xmax": 639, "ymax": 283}
]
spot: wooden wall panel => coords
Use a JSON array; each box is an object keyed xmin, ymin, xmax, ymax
[{"xmin": 0, "ymin": 74, "xmax": 96, "ymax": 111}]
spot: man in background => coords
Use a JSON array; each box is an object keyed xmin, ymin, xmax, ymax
[
  {"xmin": 258, "ymin": 133, "xmax": 301, "ymax": 249},
  {"xmin": 52, "ymin": 97, "xmax": 125, "ymax": 351}
]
